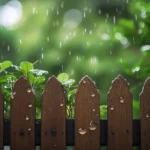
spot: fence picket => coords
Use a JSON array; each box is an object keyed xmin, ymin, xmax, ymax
[
  {"xmin": 41, "ymin": 76, "xmax": 66, "ymax": 150},
  {"xmin": 75, "ymin": 76, "xmax": 100, "ymax": 150},
  {"xmin": 140, "ymin": 78, "xmax": 150, "ymax": 150},
  {"xmin": 10, "ymin": 76, "xmax": 35, "ymax": 150},
  {"xmin": 0, "ymin": 87, "xmax": 3, "ymax": 150},
  {"xmin": 107, "ymin": 75, "xmax": 132, "ymax": 150}
]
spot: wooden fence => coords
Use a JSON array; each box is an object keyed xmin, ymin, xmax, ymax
[{"xmin": 0, "ymin": 75, "xmax": 150, "ymax": 150}]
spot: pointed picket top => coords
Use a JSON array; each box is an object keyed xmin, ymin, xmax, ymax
[
  {"xmin": 0, "ymin": 87, "xmax": 3, "ymax": 150},
  {"xmin": 10, "ymin": 76, "xmax": 35, "ymax": 150},
  {"xmin": 140, "ymin": 77, "xmax": 150, "ymax": 96},
  {"xmin": 108, "ymin": 74, "xmax": 129, "ymax": 96},
  {"xmin": 79, "ymin": 75, "xmax": 96, "ymax": 88},
  {"xmin": 42, "ymin": 76, "xmax": 60, "ymax": 95},
  {"xmin": 107, "ymin": 75, "xmax": 132, "ymax": 150},
  {"xmin": 41, "ymin": 76, "xmax": 66, "ymax": 150},
  {"xmin": 140, "ymin": 77, "xmax": 150, "ymax": 150},
  {"xmin": 12, "ymin": 76, "xmax": 35, "ymax": 97},
  {"xmin": 75, "ymin": 76, "xmax": 100, "ymax": 150}
]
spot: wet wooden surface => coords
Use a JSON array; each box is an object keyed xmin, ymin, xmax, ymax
[
  {"xmin": 108, "ymin": 75, "xmax": 132, "ymax": 150},
  {"xmin": 41, "ymin": 76, "xmax": 66, "ymax": 150},
  {"xmin": 140, "ymin": 78, "xmax": 150, "ymax": 150},
  {"xmin": 10, "ymin": 76, "xmax": 35, "ymax": 150},
  {"xmin": 75, "ymin": 76, "xmax": 100, "ymax": 150},
  {"xmin": 0, "ymin": 87, "xmax": 3, "ymax": 150}
]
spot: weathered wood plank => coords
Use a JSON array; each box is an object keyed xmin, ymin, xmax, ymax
[
  {"xmin": 0, "ymin": 87, "xmax": 4, "ymax": 150},
  {"xmin": 75, "ymin": 76, "xmax": 100, "ymax": 150},
  {"xmin": 140, "ymin": 77, "xmax": 150, "ymax": 150},
  {"xmin": 10, "ymin": 76, "xmax": 35, "ymax": 150},
  {"xmin": 41, "ymin": 76, "xmax": 66, "ymax": 150},
  {"xmin": 108, "ymin": 75, "xmax": 132, "ymax": 150}
]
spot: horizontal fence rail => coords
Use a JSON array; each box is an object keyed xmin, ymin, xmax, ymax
[
  {"xmin": 3, "ymin": 119, "xmax": 140, "ymax": 146},
  {"xmin": 0, "ymin": 75, "xmax": 150, "ymax": 150}
]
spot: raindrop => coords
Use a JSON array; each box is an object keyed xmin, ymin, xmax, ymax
[
  {"xmin": 47, "ymin": 36, "xmax": 50, "ymax": 42},
  {"xmin": 113, "ymin": 16, "xmax": 116, "ymax": 24},
  {"xmin": 46, "ymin": 9, "xmax": 49, "ymax": 16},
  {"xmin": 78, "ymin": 128, "xmax": 87, "ymax": 135},
  {"xmin": 69, "ymin": 51, "xmax": 71, "ymax": 55},
  {"xmin": 98, "ymin": 9, "xmax": 101, "ymax": 15},
  {"xmin": 27, "ymin": 88, "xmax": 32, "ymax": 93},
  {"xmin": 28, "ymin": 104, "xmax": 32, "ymax": 108},
  {"xmin": 88, "ymin": 120, "xmax": 97, "ymax": 130},
  {"xmin": 57, "ymin": 10, "xmax": 59, "ymax": 15},
  {"xmin": 19, "ymin": 39, "xmax": 22, "ymax": 44},
  {"xmin": 32, "ymin": 7, "xmax": 36, "ymax": 14},
  {"xmin": 28, "ymin": 128, "xmax": 31, "ymax": 131},
  {"xmin": 25, "ymin": 114, "xmax": 30, "ymax": 120},
  {"xmin": 60, "ymin": 103, "xmax": 64, "ymax": 107},
  {"xmin": 8, "ymin": 46, "xmax": 10, "ymax": 51},
  {"xmin": 83, "ymin": 80, "xmax": 86, "ymax": 84},
  {"xmin": 11, "ymin": 95, "xmax": 14, "ymax": 99},
  {"xmin": 60, "ymin": 41, "xmax": 62, "ymax": 48},
  {"xmin": 146, "ymin": 113, "xmax": 150, "ymax": 118},
  {"xmin": 93, "ymin": 109, "xmax": 95, "ymax": 112},
  {"xmin": 83, "ymin": 12, "xmax": 86, "ymax": 18},
  {"xmin": 91, "ymin": 93, "xmax": 95, "ymax": 97},
  {"xmin": 13, "ymin": 92, "xmax": 16, "ymax": 95},
  {"xmin": 110, "ymin": 106, "xmax": 114, "ymax": 111},
  {"xmin": 120, "ymin": 96, "xmax": 124, "ymax": 103},
  {"xmin": 41, "ymin": 53, "xmax": 44, "ymax": 59},
  {"xmin": 61, "ymin": 1, "xmax": 64, "ymax": 8}
]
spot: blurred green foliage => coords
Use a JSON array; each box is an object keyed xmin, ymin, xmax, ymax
[{"xmin": 0, "ymin": 0, "xmax": 150, "ymax": 121}]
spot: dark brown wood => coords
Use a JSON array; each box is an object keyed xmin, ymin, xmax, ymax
[
  {"xmin": 107, "ymin": 75, "xmax": 132, "ymax": 150},
  {"xmin": 41, "ymin": 76, "xmax": 66, "ymax": 150},
  {"xmin": 0, "ymin": 87, "xmax": 3, "ymax": 150},
  {"xmin": 10, "ymin": 76, "xmax": 35, "ymax": 150},
  {"xmin": 140, "ymin": 77, "xmax": 150, "ymax": 150},
  {"xmin": 75, "ymin": 76, "xmax": 100, "ymax": 150}
]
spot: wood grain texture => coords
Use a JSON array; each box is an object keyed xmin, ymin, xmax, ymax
[
  {"xmin": 10, "ymin": 76, "xmax": 35, "ymax": 150},
  {"xmin": 41, "ymin": 76, "xmax": 66, "ymax": 150},
  {"xmin": 107, "ymin": 75, "xmax": 132, "ymax": 150},
  {"xmin": 75, "ymin": 76, "xmax": 100, "ymax": 150},
  {"xmin": 0, "ymin": 87, "xmax": 4, "ymax": 150},
  {"xmin": 140, "ymin": 77, "xmax": 150, "ymax": 150}
]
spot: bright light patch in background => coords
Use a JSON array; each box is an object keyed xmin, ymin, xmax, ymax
[
  {"xmin": 63, "ymin": 9, "xmax": 82, "ymax": 29},
  {"xmin": 0, "ymin": 0, "xmax": 22, "ymax": 29}
]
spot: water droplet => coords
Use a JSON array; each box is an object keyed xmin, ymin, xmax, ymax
[
  {"xmin": 25, "ymin": 115, "xmax": 30, "ymax": 120},
  {"xmin": 146, "ymin": 113, "xmax": 150, "ymax": 118},
  {"xmin": 88, "ymin": 120, "xmax": 97, "ymax": 130},
  {"xmin": 60, "ymin": 103, "xmax": 64, "ymax": 107},
  {"xmin": 13, "ymin": 92, "xmax": 16, "ymax": 95},
  {"xmin": 110, "ymin": 106, "xmax": 114, "ymax": 111},
  {"xmin": 27, "ymin": 88, "xmax": 32, "ymax": 93},
  {"xmin": 11, "ymin": 95, "xmax": 14, "ymax": 99},
  {"xmin": 93, "ymin": 109, "xmax": 95, "ymax": 112},
  {"xmin": 91, "ymin": 93, "xmax": 95, "ymax": 97},
  {"xmin": 28, "ymin": 128, "xmax": 31, "ymax": 131},
  {"xmin": 120, "ymin": 96, "xmax": 124, "ymax": 103},
  {"xmin": 28, "ymin": 104, "xmax": 32, "ymax": 108},
  {"xmin": 83, "ymin": 80, "xmax": 86, "ymax": 83},
  {"xmin": 78, "ymin": 128, "xmax": 87, "ymax": 135}
]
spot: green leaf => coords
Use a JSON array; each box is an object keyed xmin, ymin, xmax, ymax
[
  {"xmin": 20, "ymin": 61, "xmax": 34, "ymax": 74},
  {"xmin": 34, "ymin": 76, "xmax": 45, "ymax": 85},
  {"xmin": 57, "ymin": 73, "xmax": 69, "ymax": 82},
  {"xmin": 0, "ymin": 61, "xmax": 12, "ymax": 71}
]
